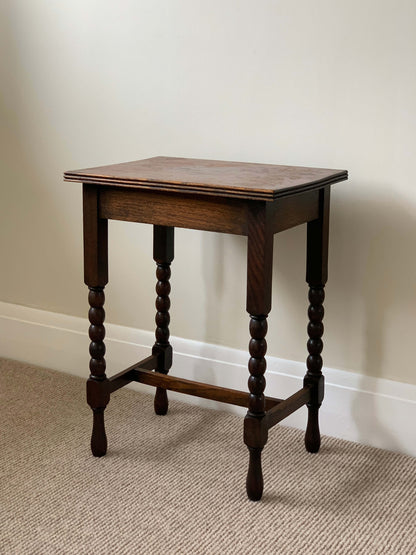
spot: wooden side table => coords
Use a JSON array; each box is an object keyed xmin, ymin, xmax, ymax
[{"xmin": 64, "ymin": 156, "xmax": 347, "ymax": 501}]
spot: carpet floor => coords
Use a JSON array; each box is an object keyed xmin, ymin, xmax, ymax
[{"xmin": 0, "ymin": 357, "xmax": 415, "ymax": 554}]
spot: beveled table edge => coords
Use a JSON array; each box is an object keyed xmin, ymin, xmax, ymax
[{"xmin": 64, "ymin": 171, "xmax": 348, "ymax": 201}]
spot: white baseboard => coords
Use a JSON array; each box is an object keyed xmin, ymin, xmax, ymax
[{"xmin": 1, "ymin": 301, "xmax": 415, "ymax": 457}]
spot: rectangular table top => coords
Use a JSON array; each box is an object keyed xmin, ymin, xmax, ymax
[{"xmin": 64, "ymin": 156, "xmax": 347, "ymax": 201}]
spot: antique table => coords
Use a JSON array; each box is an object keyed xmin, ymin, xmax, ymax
[{"xmin": 64, "ymin": 156, "xmax": 347, "ymax": 501}]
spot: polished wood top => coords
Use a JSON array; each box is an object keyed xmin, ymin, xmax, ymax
[{"xmin": 64, "ymin": 156, "xmax": 347, "ymax": 201}]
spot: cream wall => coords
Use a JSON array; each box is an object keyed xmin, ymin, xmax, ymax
[{"xmin": 1, "ymin": 1, "xmax": 415, "ymax": 385}]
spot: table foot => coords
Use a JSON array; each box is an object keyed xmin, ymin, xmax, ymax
[
  {"xmin": 246, "ymin": 447, "xmax": 264, "ymax": 501},
  {"xmin": 91, "ymin": 408, "xmax": 107, "ymax": 457},
  {"xmin": 154, "ymin": 388, "xmax": 168, "ymax": 416},
  {"xmin": 305, "ymin": 406, "xmax": 321, "ymax": 453}
]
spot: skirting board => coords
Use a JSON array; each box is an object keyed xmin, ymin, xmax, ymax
[{"xmin": 0, "ymin": 301, "xmax": 415, "ymax": 458}]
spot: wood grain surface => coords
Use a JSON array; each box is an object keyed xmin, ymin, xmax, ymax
[{"xmin": 65, "ymin": 156, "xmax": 347, "ymax": 201}]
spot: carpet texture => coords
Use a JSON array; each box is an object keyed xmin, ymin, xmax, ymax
[{"xmin": 0, "ymin": 357, "xmax": 415, "ymax": 554}]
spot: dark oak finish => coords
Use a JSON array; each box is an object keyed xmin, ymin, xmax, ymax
[
  {"xmin": 243, "ymin": 203, "xmax": 274, "ymax": 500},
  {"xmin": 68, "ymin": 156, "xmax": 347, "ymax": 501},
  {"xmin": 65, "ymin": 156, "xmax": 347, "ymax": 201},
  {"xmin": 303, "ymin": 187, "xmax": 330, "ymax": 453},
  {"xmin": 83, "ymin": 184, "xmax": 108, "ymax": 287},
  {"xmin": 269, "ymin": 190, "xmax": 319, "ymax": 234},
  {"xmin": 99, "ymin": 187, "xmax": 320, "ymax": 237},
  {"xmin": 108, "ymin": 355, "xmax": 157, "ymax": 393},
  {"xmin": 83, "ymin": 183, "xmax": 110, "ymax": 457},
  {"xmin": 86, "ymin": 287, "xmax": 109, "ymax": 457},
  {"xmin": 126, "ymin": 367, "xmax": 281, "ymax": 410},
  {"xmin": 152, "ymin": 225, "xmax": 174, "ymax": 415},
  {"xmin": 245, "ymin": 315, "xmax": 269, "ymax": 501},
  {"xmin": 266, "ymin": 387, "xmax": 311, "ymax": 429},
  {"xmin": 100, "ymin": 187, "xmax": 249, "ymax": 235}
]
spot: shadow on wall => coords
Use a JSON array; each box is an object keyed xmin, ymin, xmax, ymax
[
  {"xmin": 192, "ymin": 187, "xmax": 416, "ymax": 453},
  {"xmin": 331, "ymin": 189, "xmax": 416, "ymax": 451},
  {"xmin": 200, "ymin": 223, "xmax": 307, "ymax": 356},
  {"xmin": 201, "ymin": 230, "xmax": 247, "ymax": 348},
  {"xmin": 195, "ymin": 231, "xmax": 246, "ymax": 394}
]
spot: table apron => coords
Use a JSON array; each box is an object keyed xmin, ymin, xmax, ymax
[
  {"xmin": 99, "ymin": 187, "xmax": 249, "ymax": 235},
  {"xmin": 98, "ymin": 186, "xmax": 321, "ymax": 236}
]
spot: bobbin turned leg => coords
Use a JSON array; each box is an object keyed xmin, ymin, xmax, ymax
[
  {"xmin": 87, "ymin": 287, "xmax": 109, "ymax": 456},
  {"xmin": 83, "ymin": 183, "xmax": 110, "ymax": 457},
  {"xmin": 304, "ymin": 187, "xmax": 330, "ymax": 453},
  {"xmin": 152, "ymin": 226, "xmax": 174, "ymax": 416},
  {"xmin": 244, "ymin": 203, "xmax": 273, "ymax": 501}
]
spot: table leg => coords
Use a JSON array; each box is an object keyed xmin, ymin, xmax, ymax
[
  {"xmin": 87, "ymin": 287, "xmax": 109, "ymax": 456},
  {"xmin": 152, "ymin": 225, "xmax": 174, "ymax": 415},
  {"xmin": 83, "ymin": 184, "xmax": 110, "ymax": 457},
  {"xmin": 244, "ymin": 204, "xmax": 273, "ymax": 501},
  {"xmin": 304, "ymin": 187, "xmax": 330, "ymax": 453}
]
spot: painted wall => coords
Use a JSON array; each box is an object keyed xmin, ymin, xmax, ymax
[{"xmin": 1, "ymin": 1, "xmax": 415, "ymax": 385}]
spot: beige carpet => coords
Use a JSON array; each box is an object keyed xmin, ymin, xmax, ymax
[{"xmin": 0, "ymin": 358, "xmax": 415, "ymax": 554}]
